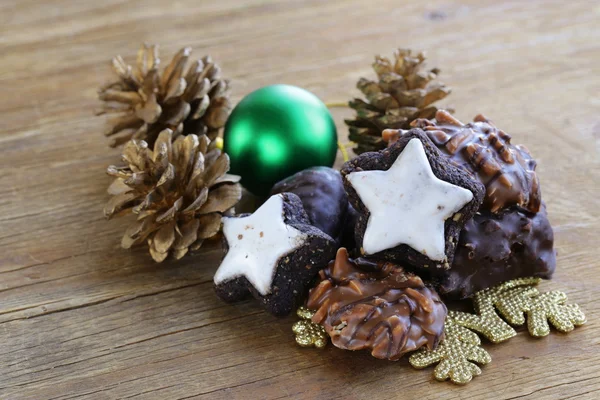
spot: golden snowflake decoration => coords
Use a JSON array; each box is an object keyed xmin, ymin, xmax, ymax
[
  {"xmin": 409, "ymin": 317, "xmax": 491, "ymax": 384},
  {"xmin": 409, "ymin": 277, "xmax": 586, "ymax": 384}
]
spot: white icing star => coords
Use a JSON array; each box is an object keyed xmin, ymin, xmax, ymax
[
  {"xmin": 346, "ymin": 138, "xmax": 473, "ymax": 261},
  {"xmin": 214, "ymin": 194, "xmax": 308, "ymax": 296}
]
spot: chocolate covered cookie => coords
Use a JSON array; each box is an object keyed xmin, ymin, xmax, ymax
[
  {"xmin": 270, "ymin": 167, "xmax": 349, "ymax": 243},
  {"xmin": 436, "ymin": 203, "xmax": 556, "ymax": 299},
  {"xmin": 339, "ymin": 203, "xmax": 359, "ymax": 250},
  {"xmin": 307, "ymin": 248, "xmax": 447, "ymax": 360},
  {"xmin": 214, "ymin": 193, "xmax": 337, "ymax": 316},
  {"xmin": 341, "ymin": 129, "xmax": 485, "ymax": 271},
  {"xmin": 383, "ymin": 110, "xmax": 541, "ymax": 213}
]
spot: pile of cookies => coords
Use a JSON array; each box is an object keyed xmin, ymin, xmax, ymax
[{"xmin": 213, "ymin": 109, "xmax": 556, "ymax": 361}]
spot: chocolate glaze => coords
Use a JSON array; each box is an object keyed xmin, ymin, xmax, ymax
[
  {"xmin": 271, "ymin": 167, "xmax": 349, "ymax": 243},
  {"xmin": 339, "ymin": 204, "xmax": 359, "ymax": 250},
  {"xmin": 383, "ymin": 110, "xmax": 541, "ymax": 214},
  {"xmin": 307, "ymin": 248, "xmax": 447, "ymax": 360},
  {"xmin": 436, "ymin": 202, "xmax": 556, "ymax": 299}
]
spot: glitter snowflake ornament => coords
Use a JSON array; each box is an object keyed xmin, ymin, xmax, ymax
[
  {"xmin": 409, "ymin": 277, "xmax": 586, "ymax": 384},
  {"xmin": 492, "ymin": 278, "xmax": 587, "ymax": 337},
  {"xmin": 409, "ymin": 317, "xmax": 491, "ymax": 384}
]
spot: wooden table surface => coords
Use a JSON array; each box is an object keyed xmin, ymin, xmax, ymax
[{"xmin": 2, "ymin": 0, "xmax": 599, "ymax": 399}]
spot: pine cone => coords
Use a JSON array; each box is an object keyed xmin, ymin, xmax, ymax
[
  {"xmin": 104, "ymin": 130, "xmax": 242, "ymax": 262},
  {"xmin": 307, "ymin": 248, "xmax": 447, "ymax": 360},
  {"xmin": 98, "ymin": 44, "xmax": 232, "ymax": 148},
  {"xmin": 383, "ymin": 110, "xmax": 542, "ymax": 213},
  {"xmin": 345, "ymin": 49, "xmax": 451, "ymax": 154}
]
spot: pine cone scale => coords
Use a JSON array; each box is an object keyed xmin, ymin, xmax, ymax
[
  {"xmin": 161, "ymin": 47, "xmax": 190, "ymax": 90},
  {"xmin": 105, "ymin": 114, "xmax": 142, "ymax": 137},
  {"xmin": 205, "ymin": 97, "xmax": 232, "ymax": 130},
  {"xmin": 183, "ymin": 187, "xmax": 209, "ymax": 214},
  {"xmin": 107, "ymin": 178, "xmax": 131, "ymax": 195},
  {"xmin": 178, "ymin": 219, "xmax": 200, "ymax": 243},
  {"xmin": 164, "ymin": 77, "xmax": 187, "ymax": 102},
  {"xmin": 99, "ymin": 89, "xmax": 141, "ymax": 105},
  {"xmin": 104, "ymin": 191, "xmax": 138, "ymax": 218},
  {"xmin": 197, "ymin": 213, "xmax": 222, "ymax": 239},
  {"xmin": 149, "ymin": 240, "xmax": 169, "ymax": 263},
  {"xmin": 191, "ymin": 95, "xmax": 211, "ymax": 120},
  {"xmin": 152, "ymin": 220, "xmax": 176, "ymax": 254},
  {"xmin": 199, "ymin": 184, "xmax": 242, "ymax": 214},
  {"xmin": 135, "ymin": 95, "xmax": 161, "ymax": 124}
]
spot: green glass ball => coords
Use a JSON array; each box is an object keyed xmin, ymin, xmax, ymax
[{"xmin": 223, "ymin": 84, "xmax": 338, "ymax": 196}]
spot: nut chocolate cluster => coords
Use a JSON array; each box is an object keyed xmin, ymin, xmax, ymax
[
  {"xmin": 307, "ymin": 248, "xmax": 447, "ymax": 360},
  {"xmin": 383, "ymin": 110, "xmax": 541, "ymax": 214}
]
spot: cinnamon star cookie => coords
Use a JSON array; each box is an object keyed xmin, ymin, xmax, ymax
[
  {"xmin": 214, "ymin": 193, "xmax": 337, "ymax": 316},
  {"xmin": 341, "ymin": 129, "xmax": 484, "ymax": 271}
]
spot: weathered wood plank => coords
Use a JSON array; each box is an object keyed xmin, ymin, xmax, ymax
[{"xmin": 1, "ymin": 0, "xmax": 599, "ymax": 398}]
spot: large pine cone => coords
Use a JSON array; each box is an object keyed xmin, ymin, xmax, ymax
[
  {"xmin": 307, "ymin": 248, "xmax": 447, "ymax": 360},
  {"xmin": 104, "ymin": 130, "xmax": 242, "ymax": 262},
  {"xmin": 98, "ymin": 44, "xmax": 231, "ymax": 148},
  {"xmin": 383, "ymin": 110, "xmax": 541, "ymax": 213},
  {"xmin": 345, "ymin": 49, "xmax": 451, "ymax": 154}
]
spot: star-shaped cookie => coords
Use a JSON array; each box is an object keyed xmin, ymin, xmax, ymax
[
  {"xmin": 214, "ymin": 193, "xmax": 337, "ymax": 316},
  {"xmin": 341, "ymin": 129, "xmax": 484, "ymax": 271}
]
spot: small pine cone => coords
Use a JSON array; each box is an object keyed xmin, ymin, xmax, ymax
[
  {"xmin": 104, "ymin": 130, "xmax": 242, "ymax": 262},
  {"xmin": 98, "ymin": 44, "xmax": 232, "ymax": 148},
  {"xmin": 345, "ymin": 49, "xmax": 451, "ymax": 154},
  {"xmin": 383, "ymin": 110, "xmax": 542, "ymax": 214}
]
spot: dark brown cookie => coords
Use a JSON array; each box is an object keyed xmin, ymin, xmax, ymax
[
  {"xmin": 436, "ymin": 202, "xmax": 556, "ymax": 299},
  {"xmin": 341, "ymin": 128, "xmax": 485, "ymax": 272},
  {"xmin": 214, "ymin": 193, "xmax": 337, "ymax": 316},
  {"xmin": 307, "ymin": 248, "xmax": 447, "ymax": 360},
  {"xmin": 270, "ymin": 167, "xmax": 349, "ymax": 243}
]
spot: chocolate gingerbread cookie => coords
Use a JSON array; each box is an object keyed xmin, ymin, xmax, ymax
[
  {"xmin": 214, "ymin": 193, "xmax": 337, "ymax": 316},
  {"xmin": 307, "ymin": 248, "xmax": 447, "ymax": 360},
  {"xmin": 341, "ymin": 129, "xmax": 485, "ymax": 272},
  {"xmin": 270, "ymin": 167, "xmax": 349, "ymax": 243},
  {"xmin": 436, "ymin": 203, "xmax": 556, "ymax": 299}
]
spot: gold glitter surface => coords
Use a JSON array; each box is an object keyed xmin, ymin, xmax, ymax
[
  {"xmin": 409, "ymin": 317, "xmax": 491, "ymax": 384},
  {"xmin": 492, "ymin": 279, "xmax": 587, "ymax": 337},
  {"xmin": 292, "ymin": 307, "xmax": 328, "ymax": 349},
  {"xmin": 465, "ymin": 277, "xmax": 586, "ymax": 339},
  {"xmin": 409, "ymin": 277, "xmax": 586, "ymax": 384}
]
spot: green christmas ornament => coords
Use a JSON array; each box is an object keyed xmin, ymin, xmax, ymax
[{"xmin": 223, "ymin": 84, "xmax": 338, "ymax": 196}]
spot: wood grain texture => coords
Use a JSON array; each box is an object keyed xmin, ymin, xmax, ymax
[{"xmin": 1, "ymin": 0, "xmax": 599, "ymax": 399}]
